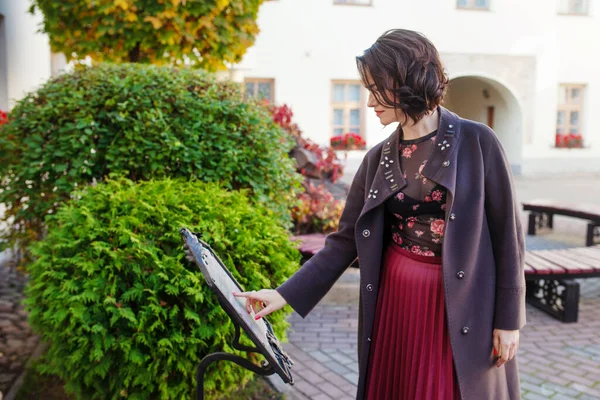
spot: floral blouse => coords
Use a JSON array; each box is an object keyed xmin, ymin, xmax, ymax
[{"xmin": 385, "ymin": 130, "xmax": 448, "ymax": 257}]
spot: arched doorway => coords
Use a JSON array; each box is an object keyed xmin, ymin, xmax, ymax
[{"xmin": 443, "ymin": 75, "xmax": 523, "ymax": 174}]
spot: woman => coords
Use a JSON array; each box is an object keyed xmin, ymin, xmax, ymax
[{"xmin": 234, "ymin": 29, "xmax": 526, "ymax": 400}]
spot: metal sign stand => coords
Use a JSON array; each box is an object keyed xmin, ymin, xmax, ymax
[
  {"xmin": 196, "ymin": 324, "xmax": 275, "ymax": 400},
  {"xmin": 180, "ymin": 228, "xmax": 294, "ymax": 400}
]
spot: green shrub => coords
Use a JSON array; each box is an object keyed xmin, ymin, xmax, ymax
[
  {"xmin": 24, "ymin": 178, "xmax": 300, "ymax": 400},
  {"xmin": 0, "ymin": 63, "xmax": 300, "ymax": 257}
]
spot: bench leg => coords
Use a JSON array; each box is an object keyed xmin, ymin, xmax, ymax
[
  {"xmin": 526, "ymin": 278, "xmax": 579, "ymax": 323},
  {"xmin": 527, "ymin": 212, "xmax": 555, "ymax": 236},
  {"xmin": 586, "ymin": 223, "xmax": 599, "ymax": 247},
  {"xmin": 528, "ymin": 213, "xmax": 537, "ymax": 236}
]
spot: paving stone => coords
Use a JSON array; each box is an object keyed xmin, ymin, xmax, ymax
[
  {"xmin": 0, "ymin": 300, "xmax": 13, "ymax": 313},
  {"xmin": 292, "ymin": 381, "xmax": 322, "ymax": 397},
  {"xmin": 569, "ymin": 383, "xmax": 600, "ymax": 398},
  {"xmin": 319, "ymin": 382, "xmax": 346, "ymax": 398},
  {"xmin": 539, "ymin": 382, "xmax": 583, "ymax": 397},
  {"xmin": 520, "ymin": 372, "xmax": 545, "ymax": 385},
  {"xmin": 311, "ymin": 394, "xmax": 332, "ymax": 400},
  {"xmin": 307, "ymin": 350, "xmax": 331, "ymax": 363},
  {"xmin": 520, "ymin": 381, "xmax": 556, "ymax": 397},
  {"xmin": 298, "ymin": 369, "xmax": 324, "ymax": 385},
  {"xmin": 523, "ymin": 392, "xmax": 551, "ymax": 400},
  {"xmin": 342, "ymin": 372, "xmax": 359, "ymax": 385}
]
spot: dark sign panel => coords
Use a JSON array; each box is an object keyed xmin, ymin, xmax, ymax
[{"xmin": 181, "ymin": 228, "xmax": 294, "ymax": 384}]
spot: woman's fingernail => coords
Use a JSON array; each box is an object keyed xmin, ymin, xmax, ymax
[
  {"xmin": 493, "ymin": 349, "xmax": 498, "ymax": 356},
  {"xmin": 255, "ymin": 315, "xmax": 262, "ymax": 320}
]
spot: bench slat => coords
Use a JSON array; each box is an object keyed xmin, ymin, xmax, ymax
[
  {"xmin": 524, "ymin": 264, "xmax": 536, "ymax": 274},
  {"xmin": 525, "ymin": 252, "xmax": 568, "ymax": 275},
  {"xmin": 570, "ymin": 246, "xmax": 600, "ymax": 261},
  {"xmin": 530, "ymin": 250, "xmax": 589, "ymax": 274},
  {"xmin": 537, "ymin": 250, "xmax": 598, "ymax": 273},
  {"xmin": 563, "ymin": 248, "xmax": 600, "ymax": 271}
]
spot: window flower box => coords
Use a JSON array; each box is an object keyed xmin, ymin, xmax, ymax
[
  {"xmin": 555, "ymin": 132, "xmax": 584, "ymax": 148},
  {"xmin": 330, "ymin": 132, "xmax": 366, "ymax": 151}
]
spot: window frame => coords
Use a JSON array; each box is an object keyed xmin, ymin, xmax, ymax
[
  {"xmin": 333, "ymin": 0, "xmax": 373, "ymax": 6},
  {"xmin": 243, "ymin": 78, "xmax": 275, "ymax": 102},
  {"xmin": 556, "ymin": 83, "xmax": 586, "ymax": 147},
  {"xmin": 331, "ymin": 80, "xmax": 366, "ymax": 140},
  {"xmin": 456, "ymin": 0, "xmax": 490, "ymax": 11},
  {"xmin": 558, "ymin": 0, "xmax": 589, "ymax": 15}
]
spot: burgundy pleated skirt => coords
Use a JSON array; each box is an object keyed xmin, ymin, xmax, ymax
[{"xmin": 365, "ymin": 243, "xmax": 461, "ymax": 400}]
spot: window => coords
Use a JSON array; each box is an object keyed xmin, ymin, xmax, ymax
[
  {"xmin": 331, "ymin": 81, "xmax": 364, "ymax": 138},
  {"xmin": 559, "ymin": 0, "xmax": 589, "ymax": 15},
  {"xmin": 334, "ymin": 0, "xmax": 372, "ymax": 5},
  {"xmin": 244, "ymin": 78, "xmax": 275, "ymax": 102},
  {"xmin": 556, "ymin": 84, "xmax": 585, "ymax": 148},
  {"xmin": 457, "ymin": 0, "xmax": 490, "ymax": 10}
]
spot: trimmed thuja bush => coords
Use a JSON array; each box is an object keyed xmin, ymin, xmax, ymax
[
  {"xmin": 0, "ymin": 62, "xmax": 300, "ymax": 259},
  {"xmin": 24, "ymin": 178, "xmax": 300, "ymax": 399}
]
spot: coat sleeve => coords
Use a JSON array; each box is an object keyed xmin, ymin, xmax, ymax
[
  {"xmin": 276, "ymin": 159, "xmax": 367, "ymax": 318},
  {"xmin": 483, "ymin": 130, "xmax": 527, "ymax": 331}
]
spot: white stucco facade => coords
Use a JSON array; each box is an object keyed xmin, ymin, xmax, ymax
[
  {"xmin": 1, "ymin": 0, "xmax": 598, "ymax": 175},
  {"xmin": 237, "ymin": 0, "xmax": 600, "ymax": 175},
  {"xmin": 0, "ymin": 1, "xmax": 70, "ymax": 111}
]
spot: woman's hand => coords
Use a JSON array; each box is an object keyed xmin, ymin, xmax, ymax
[
  {"xmin": 492, "ymin": 328, "xmax": 520, "ymax": 367},
  {"xmin": 233, "ymin": 289, "xmax": 287, "ymax": 320}
]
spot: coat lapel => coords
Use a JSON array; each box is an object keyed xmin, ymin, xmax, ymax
[{"xmin": 359, "ymin": 106, "xmax": 461, "ymax": 221}]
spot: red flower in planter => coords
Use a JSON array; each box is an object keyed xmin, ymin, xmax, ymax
[
  {"xmin": 269, "ymin": 104, "xmax": 345, "ymax": 182},
  {"xmin": 0, "ymin": 110, "xmax": 8, "ymax": 126},
  {"xmin": 336, "ymin": 132, "xmax": 366, "ymax": 150},
  {"xmin": 556, "ymin": 132, "xmax": 584, "ymax": 148}
]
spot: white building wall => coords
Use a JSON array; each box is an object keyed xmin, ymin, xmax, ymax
[
  {"xmin": 0, "ymin": 0, "xmax": 55, "ymax": 111},
  {"xmin": 238, "ymin": 0, "xmax": 600, "ymax": 174}
]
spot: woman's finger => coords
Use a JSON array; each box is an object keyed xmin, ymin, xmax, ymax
[
  {"xmin": 233, "ymin": 290, "xmax": 259, "ymax": 299},
  {"xmin": 497, "ymin": 343, "xmax": 510, "ymax": 367},
  {"xmin": 251, "ymin": 299, "xmax": 262, "ymax": 315},
  {"xmin": 255, "ymin": 304, "xmax": 276, "ymax": 320},
  {"xmin": 492, "ymin": 331, "xmax": 500, "ymax": 357}
]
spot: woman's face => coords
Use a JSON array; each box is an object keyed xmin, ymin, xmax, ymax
[
  {"xmin": 367, "ymin": 90, "xmax": 401, "ymax": 125},
  {"xmin": 364, "ymin": 72, "xmax": 403, "ymax": 125}
]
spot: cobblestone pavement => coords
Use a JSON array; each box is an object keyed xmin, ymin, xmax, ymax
[{"xmin": 0, "ymin": 251, "xmax": 39, "ymax": 398}]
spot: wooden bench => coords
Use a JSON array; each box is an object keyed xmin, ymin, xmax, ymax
[
  {"xmin": 522, "ymin": 200, "xmax": 600, "ymax": 247},
  {"xmin": 292, "ymin": 234, "xmax": 600, "ymax": 323},
  {"xmin": 291, "ymin": 233, "xmax": 328, "ymax": 264},
  {"xmin": 525, "ymin": 245, "xmax": 600, "ymax": 322}
]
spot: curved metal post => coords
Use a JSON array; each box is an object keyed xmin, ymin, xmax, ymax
[{"xmin": 196, "ymin": 351, "xmax": 275, "ymax": 400}]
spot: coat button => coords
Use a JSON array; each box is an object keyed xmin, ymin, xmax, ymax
[
  {"xmin": 442, "ymin": 160, "xmax": 450, "ymax": 167},
  {"xmin": 367, "ymin": 337, "xmax": 372, "ymax": 342},
  {"xmin": 449, "ymin": 213, "xmax": 457, "ymax": 221},
  {"xmin": 366, "ymin": 284, "xmax": 374, "ymax": 292},
  {"xmin": 362, "ymin": 229, "xmax": 371, "ymax": 237},
  {"xmin": 456, "ymin": 271, "xmax": 465, "ymax": 279},
  {"xmin": 462, "ymin": 326, "xmax": 470, "ymax": 335}
]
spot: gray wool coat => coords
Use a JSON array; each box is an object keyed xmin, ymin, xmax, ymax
[{"xmin": 277, "ymin": 106, "xmax": 526, "ymax": 399}]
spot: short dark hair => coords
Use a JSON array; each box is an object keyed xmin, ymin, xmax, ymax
[{"xmin": 356, "ymin": 29, "xmax": 449, "ymax": 124}]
